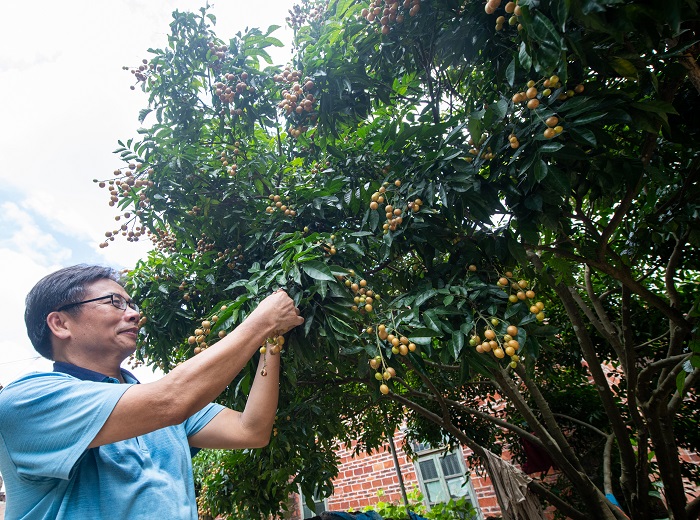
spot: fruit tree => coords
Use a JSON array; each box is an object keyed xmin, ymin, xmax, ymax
[{"xmin": 99, "ymin": 2, "xmax": 700, "ymax": 519}]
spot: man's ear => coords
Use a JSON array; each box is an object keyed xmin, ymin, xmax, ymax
[{"xmin": 46, "ymin": 311, "xmax": 72, "ymax": 341}]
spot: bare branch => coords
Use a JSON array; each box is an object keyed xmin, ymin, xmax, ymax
[
  {"xmin": 552, "ymin": 413, "xmax": 608, "ymax": 438},
  {"xmin": 402, "ymin": 356, "xmax": 451, "ymax": 423}
]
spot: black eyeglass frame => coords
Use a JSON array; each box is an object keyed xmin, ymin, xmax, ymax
[{"xmin": 55, "ymin": 294, "xmax": 139, "ymax": 313}]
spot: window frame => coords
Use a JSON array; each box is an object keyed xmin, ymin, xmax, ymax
[
  {"xmin": 298, "ymin": 486, "xmax": 328, "ymax": 519},
  {"xmin": 412, "ymin": 444, "xmax": 484, "ymax": 520}
]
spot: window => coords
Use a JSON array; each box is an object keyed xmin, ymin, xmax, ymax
[
  {"xmin": 299, "ymin": 487, "xmax": 327, "ymax": 519},
  {"xmin": 414, "ymin": 446, "xmax": 483, "ymax": 520}
]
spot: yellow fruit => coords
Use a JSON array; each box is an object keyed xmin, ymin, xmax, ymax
[
  {"xmin": 507, "ymin": 325, "xmax": 518, "ymax": 336},
  {"xmin": 380, "ymin": 384, "xmax": 390, "ymax": 394}
]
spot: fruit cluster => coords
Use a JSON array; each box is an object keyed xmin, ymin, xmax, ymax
[
  {"xmin": 123, "ymin": 59, "xmax": 154, "ymax": 91},
  {"xmin": 321, "ymin": 234, "xmax": 338, "ymax": 256},
  {"xmin": 219, "ymin": 144, "xmax": 242, "ymax": 177},
  {"xmin": 259, "ymin": 335, "xmax": 285, "ymax": 376},
  {"xmin": 377, "ymin": 324, "xmax": 417, "ymax": 356},
  {"xmin": 367, "ymin": 323, "xmax": 418, "ymax": 395},
  {"xmin": 510, "ymin": 76, "xmax": 585, "ymax": 139},
  {"xmin": 214, "ymin": 72, "xmax": 253, "ymax": 107},
  {"xmin": 187, "ymin": 313, "xmax": 225, "ymax": 354},
  {"xmin": 95, "ymin": 165, "xmax": 156, "ymax": 248},
  {"xmin": 497, "ymin": 272, "xmax": 546, "ymax": 322},
  {"xmin": 265, "ymin": 194, "xmax": 298, "ymax": 217},
  {"xmin": 340, "ymin": 271, "xmax": 381, "ymax": 314},
  {"xmin": 207, "ymin": 41, "xmax": 229, "ymax": 61},
  {"xmin": 274, "ymin": 68, "xmax": 318, "ymax": 138},
  {"xmin": 368, "ymin": 179, "xmax": 421, "ymax": 234},
  {"xmin": 369, "ymin": 355, "xmax": 396, "ymax": 395},
  {"xmin": 467, "ymin": 143, "xmax": 494, "ymax": 162},
  {"xmin": 148, "ymin": 227, "xmax": 179, "ymax": 253},
  {"xmin": 485, "ymin": 0, "xmax": 523, "ymax": 32},
  {"xmin": 286, "ymin": 0, "xmax": 327, "ymax": 29},
  {"xmin": 361, "ymin": 0, "xmax": 421, "ymax": 35},
  {"xmin": 470, "ymin": 321, "xmax": 521, "ymax": 368},
  {"xmin": 213, "ymin": 244, "xmax": 244, "ymax": 271}
]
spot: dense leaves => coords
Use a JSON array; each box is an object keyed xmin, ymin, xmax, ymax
[{"xmin": 104, "ymin": 2, "xmax": 700, "ymax": 519}]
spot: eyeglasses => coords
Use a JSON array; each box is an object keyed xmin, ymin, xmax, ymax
[{"xmin": 56, "ymin": 294, "xmax": 140, "ymax": 313}]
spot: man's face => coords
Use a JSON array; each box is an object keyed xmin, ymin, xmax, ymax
[{"xmin": 63, "ymin": 278, "xmax": 141, "ymax": 358}]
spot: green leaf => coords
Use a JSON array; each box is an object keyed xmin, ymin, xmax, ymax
[
  {"xmin": 676, "ymin": 370, "xmax": 686, "ymax": 395},
  {"xmin": 609, "ymin": 57, "xmax": 638, "ymax": 79},
  {"xmin": 450, "ymin": 330, "xmax": 465, "ymax": 359},
  {"xmin": 506, "ymin": 59, "xmax": 516, "ymax": 87},
  {"xmin": 408, "ymin": 328, "xmax": 438, "ymax": 345},
  {"xmin": 534, "ymin": 158, "xmax": 548, "ymax": 181},
  {"xmin": 423, "ymin": 309, "xmax": 444, "ymax": 333},
  {"xmin": 631, "ymin": 100, "xmax": 679, "ymax": 116},
  {"xmin": 518, "ymin": 42, "xmax": 532, "ymax": 72},
  {"xmin": 415, "ymin": 288, "xmax": 439, "ymax": 307},
  {"xmin": 301, "ymin": 260, "xmax": 335, "ymax": 281}
]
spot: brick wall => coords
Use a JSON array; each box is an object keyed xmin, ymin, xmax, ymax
[{"xmin": 289, "ymin": 430, "xmax": 502, "ymax": 519}]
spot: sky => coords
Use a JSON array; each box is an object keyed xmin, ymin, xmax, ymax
[{"xmin": 0, "ymin": 0, "xmax": 297, "ymax": 385}]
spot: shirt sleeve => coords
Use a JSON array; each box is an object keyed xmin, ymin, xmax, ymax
[
  {"xmin": 183, "ymin": 402, "xmax": 225, "ymax": 438},
  {"xmin": 0, "ymin": 372, "xmax": 130, "ymax": 481}
]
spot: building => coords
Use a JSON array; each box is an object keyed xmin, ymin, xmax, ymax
[{"xmin": 290, "ymin": 429, "xmax": 504, "ymax": 520}]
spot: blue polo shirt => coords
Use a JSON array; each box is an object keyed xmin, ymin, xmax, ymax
[{"xmin": 0, "ymin": 363, "xmax": 224, "ymax": 519}]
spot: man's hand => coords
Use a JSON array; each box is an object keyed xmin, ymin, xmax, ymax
[{"xmin": 250, "ymin": 289, "xmax": 304, "ymax": 337}]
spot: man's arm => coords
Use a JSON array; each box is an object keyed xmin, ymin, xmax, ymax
[
  {"xmin": 87, "ymin": 290, "xmax": 302, "ymax": 449},
  {"xmin": 187, "ymin": 352, "xmax": 281, "ymax": 449}
]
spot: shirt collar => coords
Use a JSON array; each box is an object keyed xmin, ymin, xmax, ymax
[{"xmin": 53, "ymin": 361, "xmax": 140, "ymax": 384}]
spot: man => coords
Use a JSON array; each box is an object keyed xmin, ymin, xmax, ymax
[{"xmin": 0, "ymin": 264, "xmax": 304, "ymax": 519}]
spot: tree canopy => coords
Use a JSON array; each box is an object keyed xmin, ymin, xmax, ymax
[{"xmin": 99, "ymin": 1, "xmax": 700, "ymax": 518}]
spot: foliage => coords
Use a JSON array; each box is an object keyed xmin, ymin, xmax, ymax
[
  {"xmin": 102, "ymin": 2, "xmax": 700, "ymax": 519},
  {"xmin": 363, "ymin": 487, "xmax": 479, "ymax": 520}
]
